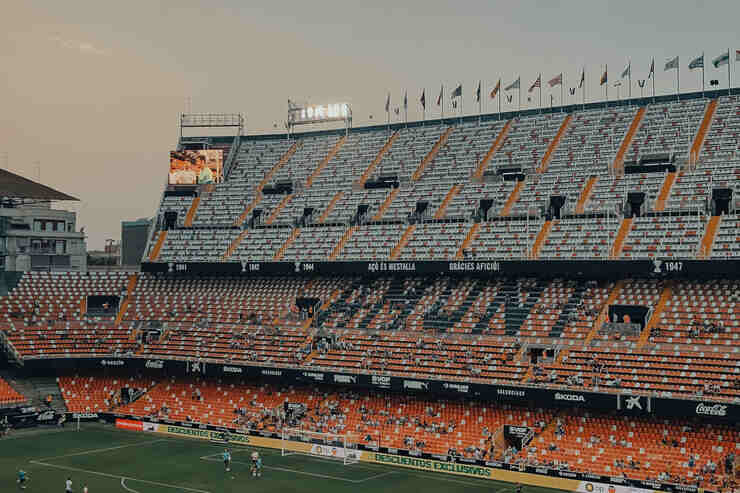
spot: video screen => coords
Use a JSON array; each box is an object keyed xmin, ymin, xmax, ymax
[{"xmin": 168, "ymin": 150, "xmax": 223, "ymax": 185}]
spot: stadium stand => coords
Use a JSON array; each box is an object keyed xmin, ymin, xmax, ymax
[
  {"xmin": 3, "ymin": 89, "xmax": 740, "ymax": 493},
  {"xmin": 0, "ymin": 377, "xmax": 25, "ymax": 406}
]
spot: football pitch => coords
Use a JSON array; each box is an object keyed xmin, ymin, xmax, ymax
[{"xmin": 0, "ymin": 424, "xmax": 569, "ymax": 493}]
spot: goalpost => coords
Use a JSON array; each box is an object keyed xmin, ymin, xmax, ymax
[{"xmin": 281, "ymin": 428, "xmax": 360, "ymax": 465}]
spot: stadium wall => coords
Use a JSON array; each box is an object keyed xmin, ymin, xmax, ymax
[
  {"xmin": 17, "ymin": 357, "xmax": 740, "ymax": 422},
  {"xmin": 141, "ymin": 258, "xmax": 740, "ymax": 279}
]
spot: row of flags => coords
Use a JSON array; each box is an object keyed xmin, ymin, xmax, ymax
[{"xmin": 385, "ymin": 49, "xmax": 739, "ymax": 116}]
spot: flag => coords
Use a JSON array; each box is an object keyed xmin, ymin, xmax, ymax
[
  {"xmin": 436, "ymin": 85, "xmax": 443, "ymax": 106},
  {"xmin": 638, "ymin": 80, "xmax": 646, "ymax": 88},
  {"xmin": 403, "ymin": 91, "xmax": 408, "ymax": 110},
  {"xmin": 600, "ymin": 66, "xmax": 608, "ymax": 86},
  {"xmin": 475, "ymin": 81, "xmax": 481, "ymax": 102},
  {"xmin": 505, "ymin": 77, "xmax": 520, "ymax": 91},
  {"xmin": 420, "ymin": 90, "xmax": 425, "ymax": 109},
  {"xmin": 712, "ymin": 50, "xmax": 729, "ymax": 68},
  {"xmin": 548, "ymin": 73, "xmax": 562, "ymax": 87},
  {"xmin": 578, "ymin": 69, "xmax": 585, "ymax": 88},
  {"xmin": 689, "ymin": 54, "xmax": 704, "ymax": 70},
  {"xmin": 664, "ymin": 56, "xmax": 679, "ymax": 71},
  {"xmin": 490, "ymin": 79, "xmax": 501, "ymax": 99},
  {"xmin": 569, "ymin": 87, "xmax": 576, "ymax": 96},
  {"xmin": 621, "ymin": 63, "xmax": 631, "ymax": 78},
  {"xmin": 528, "ymin": 74, "xmax": 541, "ymax": 93},
  {"xmin": 451, "ymin": 84, "xmax": 462, "ymax": 99},
  {"xmin": 648, "ymin": 58, "xmax": 655, "ymax": 78},
  {"xmin": 385, "ymin": 93, "xmax": 390, "ymax": 112},
  {"xmin": 736, "ymin": 49, "xmax": 740, "ymax": 61}
]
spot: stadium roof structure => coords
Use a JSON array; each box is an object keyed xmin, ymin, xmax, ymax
[{"xmin": 0, "ymin": 168, "xmax": 78, "ymax": 201}]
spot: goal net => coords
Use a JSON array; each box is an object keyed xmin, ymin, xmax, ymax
[{"xmin": 281, "ymin": 427, "xmax": 360, "ymax": 465}]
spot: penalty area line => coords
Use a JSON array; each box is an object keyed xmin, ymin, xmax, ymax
[
  {"xmin": 29, "ymin": 460, "xmax": 212, "ymax": 493},
  {"xmin": 201, "ymin": 456, "xmax": 362, "ymax": 483}
]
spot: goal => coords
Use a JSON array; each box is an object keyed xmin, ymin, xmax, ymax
[{"xmin": 281, "ymin": 427, "xmax": 360, "ymax": 465}]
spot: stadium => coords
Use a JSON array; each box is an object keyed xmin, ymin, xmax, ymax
[{"xmin": 1, "ymin": 3, "xmax": 739, "ymax": 493}]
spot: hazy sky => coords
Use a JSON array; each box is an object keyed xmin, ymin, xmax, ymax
[{"xmin": 1, "ymin": 0, "xmax": 738, "ymax": 249}]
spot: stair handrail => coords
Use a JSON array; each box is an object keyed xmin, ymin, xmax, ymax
[
  {"xmin": 223, "ymin": 134, "xmax": 242, "ymax": 179},
  {"xmin": 0, "ymin": 330, "xmax": 23, "ymax": 366}
]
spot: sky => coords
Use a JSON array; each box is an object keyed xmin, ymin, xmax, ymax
[{"xmin": 1, "ymin": 0, "xmax": 738, "ymax": 249}]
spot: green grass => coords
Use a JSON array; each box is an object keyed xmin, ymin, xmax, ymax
[{"xmin": 0, "ymin": 424, "xmax": 568, "ymax": 493}]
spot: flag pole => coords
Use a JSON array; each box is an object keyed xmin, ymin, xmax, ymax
[
  {"xmin": 702, "ymin": 52, "xmax": 705, "ymax": 96},
  {"xmin": 479, "ymin": 80, "xmax": 482, "ymax": 124},
  {"xmin": 652, "ymin": 58, "xmax": 656, "ymax": 102},
  {"xmin": 561, "ymin": 73, "xmax": 564, "ymax": 113},
  {"xmin": 677, "ymin": 56, "xmax": 680, "ymax": 100},
  {"xmin": 518, "ymin": 86, "xmax": 521, "ymax": 115},
  {"xmin": 582, "ymin": 67, "xmax": 586, "ymax": 110},
  {"xmin": 628, "ymin": 60, "xmax": 632, "ymax": 100},
  {"xmin": 441, "ymin": 85, "xmax": 444, "ymax": 122},
  {"xmin": 729, "ymin": 48, "xmax": 732, "ymax": 97},
  {"xmin": 498, "ymin": 82, "xmax": 501, "ymax": 120},
  {"xmin": 540, "ymin": 73, "xmax": 543, "ymax": 113}
]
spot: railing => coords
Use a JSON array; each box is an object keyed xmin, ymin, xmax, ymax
[
  {"xmin": 223, "ymin": 134, "xmax": 242, "ymax": 179},
  {"xmin": 0, "ymin": 330, "xmax": 23, "ymax": 366}
]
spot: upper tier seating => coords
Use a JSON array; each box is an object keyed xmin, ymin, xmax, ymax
[{"xmin": 145, "ymin": 95, "xmax": 739, "ymax": 263}]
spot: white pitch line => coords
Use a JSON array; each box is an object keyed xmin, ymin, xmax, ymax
[
  {"xmin": 120, "ymin": 478, "xmax": 141, "ymax": 493},
  {"xmin": 201, "ymin": 456, "xmax": 359, "ymax": 483},
  {"xmin": 353, "ymin": 471, "xmax": 397, "ymax": 482},
  {"xmin": 30, "ymin": 460, "xmax": 212, "ymax": 493},
  {"xmin": 35, "ymin": 439, "xmax": 167, "ymax": 461}
]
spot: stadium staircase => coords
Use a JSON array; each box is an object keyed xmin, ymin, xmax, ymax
[
  {"xmin": 530, "ymin": 220, "xmax": 552, "ymax": 259},
  {"xmin": 610, "ymin": 217, "xmax": 633, "ymax": 258},
  {"xmin": 274, "ymin": 228, "xmax": 301, "ymax": 261},
  {"xmin": 22, "ymin": 376, "xmax": 68, "ymax": 413},
  {"xmin": 356, "ymin": 130, "xmax": 399, "ymax": 187},
  {"xmin": 433, "ymin": 184, "xmax": 462, "ymax": 219},
  {"xmin": 148, "ymin": 231, "xmax": 168, "ymax": 261},
  {"xmin": 499, "ymin": 180, "xmax": 524, "ymax": 216},
  {"xmin": 547, "ymin": 282, "xmax": 587, "ymax": 338},
  {"xmin": 574, "ymin": 176, "xmax": 597, "ymax": 214},
  {"xmin": 698, "ymin": 215, "xmax": 721, "ymax": 259},
  {"xmin": 536, "ymin": 114, "xmax": 573, "ymax": 173},
  {"xmin": 501, "ymin": 279, "xmax": 547, "ymax": 336},
  {"xmin": 689, "ymin": 98, "xmax": 719, "ymax": 166},
  {"xmin": 328, "ymin": 226, "xmax": 357, "ymax": 260},
  {"xmin": 455, "ymin": 223, "xmax": 481, "ymax": 259},
  {"xmin": 637, "ymin": 282, "xmax": 673, "ymax": 348},
  {"xmin": 317, "ymin": 191, "xmax": 344, "ymax": 223},
  {"xmin": 411, "ymin": 127, "xmax": 454, "ymax": 181},
  {"xmin": 265, "ymin": 194, "xmax": 293, "ymax": 225},
  {"xmin": 389, "ymin": 225, "xmax": 416, "ymax": 260},
  {"xmin": 584, "ymin": 280, "xmax": 625, "ymax": 345},
  {"xmin": 79, "ymin": 297, "xmax": 87, "ymax": 317},
  {"xmin": 115, "ymin": 273, "xmax": 139, "ymax": 324},
  {"xmin": 612, "ymin": 105, "xmax": 647, "ymax": 176},
  {"xmin": 653, "ymin": 171, "xmax": 677, "ymax": 211},
  {"xmin": 472, "ymin": 120, "xmax": 512, "ymax": 179},
  {"xmin": 183, "ymin": 196, "xmax": 201, "ymax": 227},
  {"xmin": 233, "ymin": 141, "xmax": 300, "ymax": 227},
  {"xmin": 372, "ymin": 188, "xmax": 399, "ymax": 221},
  {"xmin": 222, "ymin": 230, "xmax": 249, "ymax": 260},
  {"xmin": 305, "ymin": 136, "xmax": 347, "ymax": 188}
]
